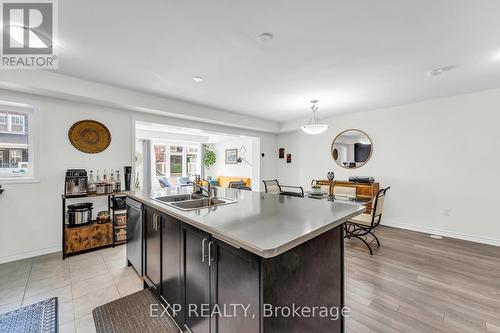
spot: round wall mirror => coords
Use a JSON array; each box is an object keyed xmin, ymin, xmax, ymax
[{"xmin": 331, "ymin": 129, "xmax": 372, "ymax": 169}]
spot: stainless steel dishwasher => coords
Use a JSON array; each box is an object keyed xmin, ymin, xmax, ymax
[{"xmin": 126, "ymin": 197, "xmax": 143, "ymax": 276}]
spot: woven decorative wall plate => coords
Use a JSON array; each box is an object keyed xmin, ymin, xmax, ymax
[{"xmin": 68, "ymin": 120, "xmax": 111, "ymax": 154}]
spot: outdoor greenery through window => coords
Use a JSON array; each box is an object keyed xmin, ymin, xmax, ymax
[
  {"xmin": 154, "ymin": 143, "xmax": 200, "ymax": 186},
  {"xmin": 0, "ymin": 101, "xmax": 36, "ymax": 181}
]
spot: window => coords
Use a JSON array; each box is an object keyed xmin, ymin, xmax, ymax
[
  {"xmin": 0, "ymin": 112, "xmax": 26, "ymax": 133},
  {"xmin": 170, "ymin": 146, "xmax": 183, "ymax": 154},
  {"xmin": 153, "ymin": 143, "xmax": 201, "ymax": 185},
  {"xmin": 10, "ymin": 115, "xmax": 25, "ymax": 133},
  {"xmin": 186, "ymin": 147, "xmax": 198, "ymax": 176},
  {"xmin": 0, "ymin": 101, "xmax": 37, "ymax": 182},
  {"xmin": 9, "ymin": 149, "xmax": 22, "ymax": 165},
  {"xmin": 170, "ymin": 154, "xmax": 183, "ymax": 178},
  {"xmin": 0, "ymin": 113, "xmax": 7, "ymax": 132},
  {"xmin": 154, "ymin": 145, "xmax": 167, "ymax": 176}
]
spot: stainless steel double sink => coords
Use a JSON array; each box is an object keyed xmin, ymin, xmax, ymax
[{"xmin": 152, "ymin": 193, "xmax": 237, "ymax": 211}]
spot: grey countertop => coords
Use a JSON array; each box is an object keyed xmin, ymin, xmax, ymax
[{"xmin": 126, "ymin": 187, "xmax": 365, "ymax": 258}]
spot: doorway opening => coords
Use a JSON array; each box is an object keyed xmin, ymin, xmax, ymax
[{"xmin": 134, "ymin": 121, "xmax": 261, "ymax": 193}]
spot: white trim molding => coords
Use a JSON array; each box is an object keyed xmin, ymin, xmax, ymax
[
  {"xmin": 382, "ymin": 219, "xmax": 500, "ymax": 247},
  {"xmin": 0, "ymin": 245, "xmax": 60, "ymax": 264}
]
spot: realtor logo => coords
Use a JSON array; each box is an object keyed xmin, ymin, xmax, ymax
[{"xmin": 1, "ymin": 0, "xmax": 58, "ymax": 69}]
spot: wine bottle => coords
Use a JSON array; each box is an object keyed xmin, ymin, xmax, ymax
[
  {"xmin": 115, "ymin": 170, "xmax": 122, "ymax": 192},
  {"xmin": 88, "ymin": 170, "xmax": 96, "ymax": 195},
  {"xmin": 109, "ymin": 171, "xmax": 116, "ymax": 193}
]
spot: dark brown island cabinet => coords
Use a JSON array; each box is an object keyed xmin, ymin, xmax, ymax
[{"xmin": 134, "ymin": 203, "xmax": 347, "ymax": 333}]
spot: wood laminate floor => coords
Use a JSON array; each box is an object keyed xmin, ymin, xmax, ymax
[
  {"xmin": 1, "ymin": 226, "xmax": 499, "ymax": 332},
  {"xmin": 345, "ymin": 226, "xmax": 500, "ymax": 333}
]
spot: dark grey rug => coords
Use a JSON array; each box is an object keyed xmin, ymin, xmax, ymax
[
  {"xmin": 93, "ymin": 289, "xmax": 179, "ymax": 333},
  {"xmin": 0, "ymin": 297, "xmax": 58, "ymax": 333}
]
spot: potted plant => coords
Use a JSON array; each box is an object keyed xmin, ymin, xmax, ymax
[
  {"xmin": 203, "ymin": 146, "xmax": 216, "ymax": 169},
  {"xmin": 311, "ymin": 184, "xmax": 322, "ymax": 194}
]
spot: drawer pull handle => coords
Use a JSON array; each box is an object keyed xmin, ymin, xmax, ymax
[
  {"xmin": 208, "ymin": 241, "xmax": 214, "ymax": 266},
  {"xmin": 201, "ymin": 238, "xmax": 208, "ymax": 263}
]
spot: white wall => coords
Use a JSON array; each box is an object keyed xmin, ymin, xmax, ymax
[
  {"xmin": 205, "ymin": 137, "xmax": 260, "ymax": 190},
  {"xmin": 277, "ymin": 88, "xmax": 500, "ymax": 246},
  {"xmin": 0, "ymin": 89, "xmax": 133, "ymax": 263}
]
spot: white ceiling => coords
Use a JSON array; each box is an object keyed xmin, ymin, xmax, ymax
[{"xmin": 56, "ymin": 0, "xmax": 500, "ymax": 123}]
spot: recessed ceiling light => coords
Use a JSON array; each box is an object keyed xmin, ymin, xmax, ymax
[
  {"xmin": 426, "ymin": 68, "xmax": 443, "ymax": 77},
  {"xmin": 193, "ymin": 76, "xmax": 203, "ymax": 82},
  {"xmin": 426, "ymin": 65, "xmax": 456, "ymax": 77},
  {"xmin": 257, "ymin": 33, "xmax": 273, "ymax": 42},
  {"xmin": 239, "ymin": 135, "xmax": 246, "ymax": 138}
]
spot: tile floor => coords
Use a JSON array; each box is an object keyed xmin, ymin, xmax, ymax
[{"xmin": 0, "ymin": 245, "xmax": 142, "ymax": 333}]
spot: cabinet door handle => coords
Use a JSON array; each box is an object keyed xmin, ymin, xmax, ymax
[
  {"xmin": 156, "ymin": 215, "xmax": 160, "ymax": 230},
  {"xmin": 208, "ymin": 241, "xmax": 214, "ymax": 266},
  {"xmin": 201, "ymin": 238, "xmax": 208, "ymax": 263},
  {"xmin": 152, "ymin": 214, "xmax": 157, "ymax": 230}
]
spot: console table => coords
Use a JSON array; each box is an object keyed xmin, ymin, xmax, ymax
[{"xmin": 314, "ymin": 180, "xmax": 380, "ymax": 214}]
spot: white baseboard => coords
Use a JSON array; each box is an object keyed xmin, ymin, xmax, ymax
[
  {"xmin": 0, "ymin": 245, "xmax": 60, "ymax": 264},
  {"xmin": 382, "ymin": 219, "xmax": 500, "ymax": 247}
]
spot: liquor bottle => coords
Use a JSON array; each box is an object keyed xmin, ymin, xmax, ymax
[
  {"xmin": 109, "ymin": 171, "xmax": 116, "ymax": 193},
  {"xmin": 103, "ymin": 169, "xmax": 108, "ymax": 184},
  {"xmin": 95, "ymin": 169, "xmax": 104, "ymax": 194},
  {"xmin": 115, "ymin": 171, "xmax": 122, "ymax": 192},
  {"xmin": 88, "ymin": 170, "xmax": 96, "ymax": 195},
  {"xmin": 195, "ymin": 175, "xmax": 203, "ymax": 195}
]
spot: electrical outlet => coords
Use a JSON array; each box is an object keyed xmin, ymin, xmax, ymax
[{"xmin": 443, "ymin": 208, "xmax": 451, "ymax": 217}]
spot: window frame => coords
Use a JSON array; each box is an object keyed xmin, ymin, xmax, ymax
[
  {"xmin": 0, "ymin": 112, "xmax": 8, "ymax": 132},
  {"xmin": 9, "ymin": 114, "xmax": 26, "ymax": 133},
  {"xmin": 0, "ymin": 98, "xmax": 39, "ymax": 184},
  {"xmin": 9, "ymin": 149, "xmax": 23, "ymax": 165},
  {"xmin": 153, "ymin": 142, "xmax": 201, "ymax": 180}
]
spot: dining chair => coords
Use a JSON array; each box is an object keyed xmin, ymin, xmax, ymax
[
  {"xmin": 279, "ymin": 185, "xmax": 304, "ymax": 198},
  {"xmin": 262, "ymin": 179, "xmax": 281, "ymax": 194},
  {"xmin": 263, "ymin": 179, "xmax": 304, "ymax": 197},
  {"xmin": 344, "ymin": 187, "xmax": 390, "ymax": 255},
  {"xmin": 239, "ymin": 186, "xmax": 252, "ymax": 191},
  {"xmin": 228, "ymin": 181, "xmax": 247, "ymax": 189}
]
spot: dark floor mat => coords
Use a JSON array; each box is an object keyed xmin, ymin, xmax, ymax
[
  {"xmin": 0, "ymin": 297, "xmax": 57, "ymax": 333},
  {"xmin": 92, "ymin": 289, "xmax": 179, "ymax": 333}
]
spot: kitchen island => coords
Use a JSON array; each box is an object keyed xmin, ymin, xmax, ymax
[{"xmin": 126, "ymin": 187, "xmax": 365, "ymax": 333}]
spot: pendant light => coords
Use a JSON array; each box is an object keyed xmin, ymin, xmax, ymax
[{"xmin": 300, "ymin": 99, "xmax": 329, "ymax": 135}]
